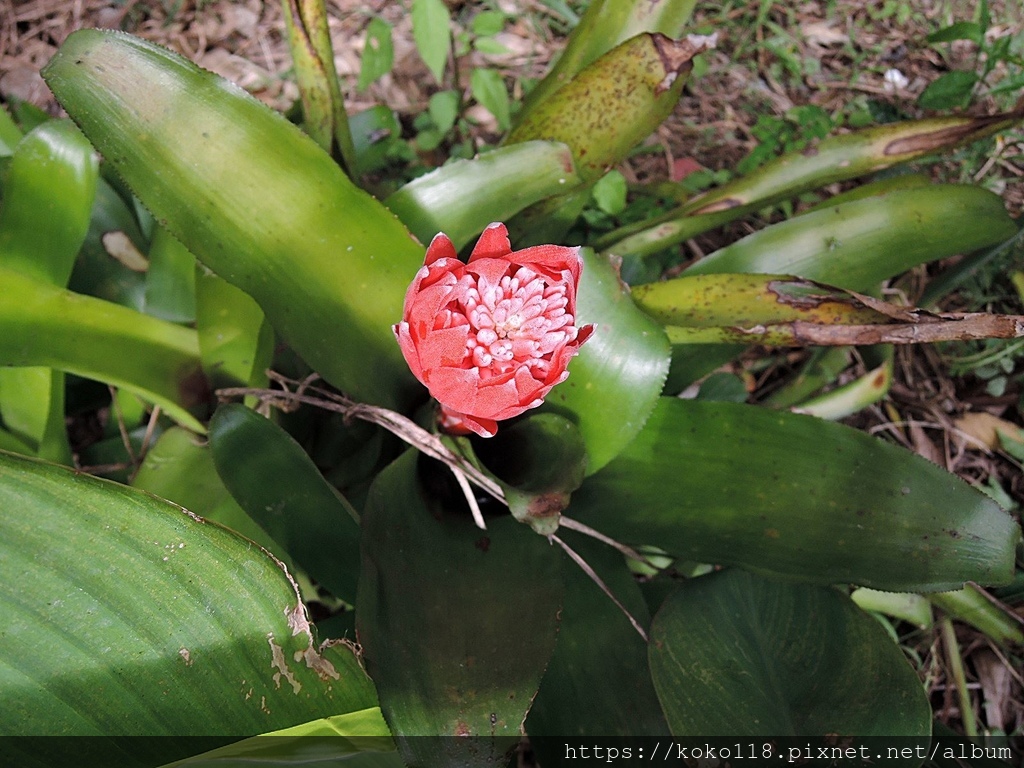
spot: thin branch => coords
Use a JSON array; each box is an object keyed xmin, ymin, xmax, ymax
[
  {"xmin": 139, "ymin": 404, "xmax": 162, "ymax": 457},
  {"xmin": 551, "ymin": 534, "xmax": 648, "ymax": 643},
  {"xmin": 126, "ymin": 404, "xmax": 164, "ymax": 484},
  {"xmin": 560, "ymin": 516, "xmax": 663, "ymax": 571},
  {"xmin": 108, "ymin": 385, "xmax": 137, "ymax": 465},
  {"xmin": 451, "ymin": 465, "xmax": 487, "ymax": 530},
  {"xmin": 217, "ymin": 379, "xmax": 505, "ymax": 503}
]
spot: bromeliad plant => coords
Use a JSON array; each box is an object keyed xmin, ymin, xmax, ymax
[{"xmin": 1, "ymin": 1, "xmax": 1023, "ymax": 765}]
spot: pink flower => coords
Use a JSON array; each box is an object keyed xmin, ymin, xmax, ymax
[{"xmin": 393, "ymin": 222, "xmax": 594, "ymax": 438}]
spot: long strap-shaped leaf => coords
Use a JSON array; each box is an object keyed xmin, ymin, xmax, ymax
[
  {"xmin": 43, "ymin": 30, "xmax": 424, "ymax": 410},
  {"xmin": 0, "ymin": 120, "xmax": 97, "ymax": 463},
  {"xmin": 516, "ymin": 0, "xmax": 697, "ymax": 125},
  {"xmin": 505, "ymin": 32, "xmax": 711, "ymax": 247},
  {"xmin": 599, "ymin": 109, "xmax": 1024, "ymax": 259},
  {"xmin": 383, "ymin": 141, "xmax": 582, "ymax": 250},
  {"xmin": 0, "ymin": 264, "xmax": 205, "ymax": 432},
  {"xmin": 0, "ymin": 450, "xmax": 377, "ymax": 761},
  {"xmin": 633, "ymin": 273, "xmax": 1024, "ymax": 346},
  {"xmin": 545, "ymin": 249, "xmax": 670, "ymax": 475},
  {"xmin": 280, "ymin": 0, "xmax": 356, "ymax": 172},
  {"xmin": 357, "ymin": 450, "xmax": 562, "ymax": 763},
  {"xmin": 681, "ymin": 184, "xmax": 1017, "ymax": 290},
  {"xmin": 570, "ymin": 398, "xmax": 1020, "ymax": 592},
  {"xmin": 649, "ymin": 570, "xmax": 931, "ymax": 738}
]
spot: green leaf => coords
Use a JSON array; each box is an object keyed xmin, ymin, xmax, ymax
[
  {"xmin": 470, "ymin": 67, "xmax": 511, "ymax": 131},
  {"xmin": 0, "ymin": 450, "xmax": 376, "ymax": 753},
  {"xmin": 930, "ymin": 584, "xmax": 1024, "ymax": 645},
  {"xmin": 132, "ymin": 426, "xmax": 290, "ymax": 565},
  {"xmin": 507, "ymin": 185, "xmax": 592, "ymax": 249},
  {"xmin": 507, "ymin": 33, "xmax": 702, "ymax": 184},
  {"xmin": 0, "ymin": 120, "xmax": 97, "ymax": 464},
  {"xmin": 526, "ymin": 536, "xmax": 667, "ymax": 747},
  {"xmin": 927, "ymin": 22, "xmax": 984, "ymax": 44},
  {"xmin": 800, "ymin": 172, "xmax": 933, "ymax": 214},
  {"xmin": 384, "ymin": 141, "xmax": 581, "ymax": 250},
  {"xmin": 600, "ymin": 111, "xmax": 1024, "ymax": 262},
  {"xmin": 348, "ymin": 106, "xmax": 404, "ymax": 177},
  {"xmin": 209, "ymin": 403, "xmax": 361, "ymax": 604},
  {"xmin": 543, "ymin": 249, "xmax": 670, "ymax": 475},
  {"xmin": 473, "ymin": 412, "xmax": 587, "ymax": 535},
  {"xmin": 683, "ymin": 185, "xmax": 1017, "ymax": 291},
  {"xmin": 356, "ymin": 450, "xmax": 562, "ymax": 762},
  {"xmin": 505, "ymin": 32, "xmax": 706, "ymax": 245},
  {"xmin": 592, "ymin": 169, "xmax": 627, "ymax": 215},
  {"xmin": 163, "ymin": 709, "xmax": 400, "ymax": 767},
  {"xmin": 69, "ymin": 178, "xmax": 148, "ymax": 310},
  {"xmin": 0, "ymin": 264, "xmax": 206, "ymax": 433},
  {"xmin": 665, "ymin": 342, "xmax": 744, "ymax": 394},
  {"xmin": 195, "ymin": 266, "xmax": 273, "ymax": 390},
  {"xmin": 427, "ymin": 89, "xmax": 459, "ymax": 135},
  {"xmin": 517, "ymin": 0, "xmax": 696, "ymax": 123},
  {"xmin": 0, "ymin": 425, "xmax": 33, "ymax": 455},
  {"xmin": 696, "ymin": 371, "xmax": 748, "ymax": 402},
  {"xmin": 0, "ymin": 120, "xmax": 96, "ymax": 462},
  {"xmin": 6, "ymin": 99, "xmax": 49, "ymax": 134},
  {"xmin": 280, "ymin": 0, "xmax": 356, "ymax": 172},
  {"xmin": 918, "ymin": 70, "xmax": 979, "ymax": 110},
  {"xmin": 411, "ymin": 0, "xmax": 451, "ymax": 83},
  {"xmin": 794, "ymin": 350, "xmax": 893, "ymax": 421},
  {"xmin": 760, "ymin": 346, "xmax": 851, "ymax": 408},
  {"xmin": 632, "ymin": 273, "xmax": 889, "ymax": 328},
  {"xmin": 0, "ymin": 119, "xmax": 97, "ymax": 285},
  {"xmin": 471, "ymin": 10, "xmax": 507, "ymax": 37},
  {"xmin": 357, "ymin": 18, "xmax": 394, "ymax": 92},
  {"xmin": 570, "ymin": 398, "xmax": 1020, "ymax": 591},
  {"xmin": 0, "ymin": 368, "xmax": 67, "ymax": 462},
  {"xmin": 649, "ymin": 569, "xmax": 931, "ymax": 739},
  {"xmin": 0, "ymin": 105, "xmax": 21, "ymax": 155},
  {"xmin": 43, "ymin": 30, "xmax": 425, "ymax": 410},
  {"xmin": 851, "ymin": 588, "xmax": 933, "ymax": 629},
  {"xmin": 145, "ymin": 226, "xmax": 196, "ymax": 323},
  {"xmin": 473, "ymin": 37, "xmax": 510, "ymax": 56}
]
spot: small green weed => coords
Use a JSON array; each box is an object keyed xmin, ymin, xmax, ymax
[
  {"xmin": 940, "ymin": 234, "xmax": 1024, "ymax": 403},
  {"xmin": 919, "ymin": 0, "xmax": 1024, "ymax": 110},
  {"xmin": 737, "ymin": 105, "xmax": 835, "ymax": 174},
  {"xmin": 358, "ymin": 2, "xmax": 517, "ymax": 159}
]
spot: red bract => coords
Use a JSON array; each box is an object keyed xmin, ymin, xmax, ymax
[{"xmin": 393, "ymin": 222, "xmax": 595, "ymax": 438}]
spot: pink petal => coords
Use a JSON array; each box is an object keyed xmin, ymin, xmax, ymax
[
  {"xmin": 575, "ymin": 323, "xmax": 596, "ymax": 346},
  {"xmin": 417, "ymin": 326, "xmax": 471, "ymax": 370},
  {"xmin": 393, "ymin": 322, "xmax": 424, "ymax": 381},
  {"xmin": 402, "ymin": 262, "xmax": 460, "ymax": 319},
  {"xmin": 425, "ymin": 232, "xmax": 458, "ymax": 265},
  {"xmin": 465, "ymin": 256, "xmax": 512, "ymax": 287},
  {"xmin": 408, "ymin": 276, "xmax": 460, "ymax": 323},
  {"xmin": 428, "ymin": 366, "xmax": 520, "ymax": 419},
  {"xmin": 512, "ymin": 244, "xmax": 583, "ymax": 284},
  {"xmin": 439, "ymin": 406, "xmax": 498, "ymax": 438},
  {"xmin": 467, "ymin": 222, "xmax": 511, "ymax": 263}
]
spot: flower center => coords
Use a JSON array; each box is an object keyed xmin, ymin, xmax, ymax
[{"xmin": 443, "ymin": 265, "xmax": 578, "ymax": 379}]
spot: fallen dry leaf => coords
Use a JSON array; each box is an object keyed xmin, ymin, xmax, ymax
[
  {"xmin": 801, "ymin": 21, "xmax": 849, "ymax": 47},
  {"xmin": 954, "ymin": 412, "xmax": 1021, "ymax": 451},
  {"xmin": 975, "ymin": 648, "xmax": 1017, "ymax": 732}
]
